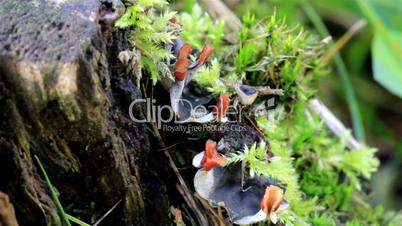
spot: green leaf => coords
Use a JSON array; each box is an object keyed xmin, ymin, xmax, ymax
[
  {"xmin": 35, "ymin": 155, "xmax": 71, "ymax": 226},
  {"xmin": 141, "ymin": 58, "xmax": 159, "ymax": 85},
  {"xmin": 367, "ymin": 0, "xmax": 402, "ymax": 30},
  {"xmin": 65, "ymin": 214, "xmax": 91, "ymax": 226},
  {"xmin": 372, "ymin": 30, "xmax": 402, "ymax": 98}
]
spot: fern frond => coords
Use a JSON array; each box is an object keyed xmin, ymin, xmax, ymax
[
  {"xmin": 195, "ymin": 59, "xmax": 227, "ymax": 93},
  {"xmin": 141, "ymin": 58, "xmax": 159, "ymax": 85},
  {"xmin": 153, "ymin": 11, "xmax": 177, "ymax": 30},
  {"xmin": 136, "ymin": 40, "xmax": 173, "ymax": 60},
  {"xmin": 115, "ymin": 6, "xmax": 139, "ymax": 28},
  {"xmin": 138, "ymin": 0, "xmax": 169, "ymax": 8},
  {"xmin": 136, "ymin": 30, "xmax": 176, "ymax": 44}
]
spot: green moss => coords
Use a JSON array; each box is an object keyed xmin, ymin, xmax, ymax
[
  {"xmin": 115, "ymin": 0, "xmax": 177, "ymax": 84},
  {"xmin": 116, "ymin": 1, "xmax": 391, "ymax": 225}
]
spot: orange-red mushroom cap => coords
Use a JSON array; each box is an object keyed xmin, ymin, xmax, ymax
[
  {"xmin": 260, "ymin": 185, "xmax": 284, "ymax": 215},
  {"xmin": 201, "ymin": 140, "xmax": 227, "ymax": 171},
  {"xmin": 174, "ymin": 43, "xmax": 192, "ymax": 81},
  {"xmin": 197, "ymin": 44, "xmax": 214, "ymax": 65},
  {"xmin": 213, "ymin": 93, "xmax": 230, "ymax": 119},
  {"xmin": 169, "ymin": 17, "xmax": 177, "ymax": 23}
]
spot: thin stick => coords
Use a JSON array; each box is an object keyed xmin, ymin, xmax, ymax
[
  {"xmin": 195, "ymin": 194, "xmax": 227, "ymax": 226},
  {"xmin": 142, "ymin": 85, "xmax": 208, "ymax": 225},
  {"xmin": 93, "ymin": 199, "xmax": 122, "ymax": 226},
  {"xmin": 157, "ymin": 141, "xmax": 186, "ymax": 151},
  {"xmin": 309, "ymin": 98, "xmax": 362, "ymax": 150},
  {"xmin": 321, "ymin": 20, "xmax": 366, "ymax": 64},
  {"xmin": 300, "ymin": 0, "xmax": 366, "ymax": 142},
  {"xmin": 175, "ymin": 182, "xmax": 209, "ymax": 225},
  {"xmin": 201, "ymin": 0, "xmax": 242, "ymax": 32}
]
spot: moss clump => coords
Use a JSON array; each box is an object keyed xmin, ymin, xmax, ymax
[{"xmin": 115, "ymin": 2, "xmax": 398, "ymax": 225}]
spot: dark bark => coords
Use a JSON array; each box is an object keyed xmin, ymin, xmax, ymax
[{"xmin": 0, "ymin": 0, "xmax": 169, "ymax": 225}]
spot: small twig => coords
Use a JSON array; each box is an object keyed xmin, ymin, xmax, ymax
[
  {"xmin": 309, "ymin": 98, "xmax": 362, "ymax": 149},
  {"xmin": 244, "ymin": 114, "xmax": 269, "ymax": 144},
  {"xmin": 180, "ymin": 203, "xmax": 199, "ymax": 226},
  {"xmin": 321, "ymin": 19, "xmax": 366, "ymax": 64},
  {"xmin": 142, "ymin": 85, "xmax": 208, "ymax": 225},
  {"xmin": 300, "ymin": 0, "xmax": 365, "ymax": 142},
  {"xmin": 157, "ymin": 141, "xmax": 186, "ymax": 151},
  {"xmin": 175, "ymin": 183, "xmax": 209, "ymax": 225},
  {"xmin": 195, "ymin": 194, "xmax": 227, "ymax": 226},
  {"xmin": 201, "ymin": 0, "xmax": 242, "ymax": 32},
  {"xmin": 93, "ymin": 199, "xmax": 122, "ymax": 226},
  {"xmin": 256, "ymin": 86, "xmax": 284, "ymax": 96},
  {"xmin": 170, "ymin": 206, "xmax": 186, "ymax": 226},
  {"xmin": 150, "ymin": 121, "xmax": 208, "ymax": 225}
]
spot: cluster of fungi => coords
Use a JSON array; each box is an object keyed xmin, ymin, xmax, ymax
[{"xmin": 161, "ymin": 18, "xmax": 288, "ymax": 225}]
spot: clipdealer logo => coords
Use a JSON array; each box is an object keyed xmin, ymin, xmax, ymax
[
  {"xmin": 128, "ymin": 98, "xmax": 243, "ymax": 129},
  {"xmin": 128, "ymin": 97, "xmax": 276, "ymax": 131}
]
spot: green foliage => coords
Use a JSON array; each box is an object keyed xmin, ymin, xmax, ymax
[
  {"xmin": 352, "ymin": 0, "xmax": 402, "ymax": 98},
  {"xmin": 222, "ymin": 13, "xmax": 325, "ymax": 110},
  {"xmin": 234, "ymin": 42, "xmax": 256, "ymax": 74},
  {"xmin": 65, "ymin": 214, "xmax": 91, "ymax": 226},
  {"xmin": 35, "ymin": 155, "xmax": 71, "ymax": 226},
  {"xmin": 201, "ymin": 10, "xmax": 383, "ymax": 224},
  {"xmin": 372, "ymin": 30, "xmax": 402, "ymax": 98},
  {"xmin": 194, "ymin": 59, "xmax": 228, "ymax": 94},
  {"xmin": 300, "ymin": 0, "xmax": 366, "ymax": 142},
  {"xmin": 310, "ymin": 213, "xmax": 336, "ymax": 226},
  {"xmin": 115, "ymin": 0, "xmax": 177, "ymax": 84},
  {"xmin": 178, "ymin": 4, "xmax": 225, "ymax": 54},
  {"xmin": 141, "ymin": 57, "xmax": 160, "ymax": 84},
  {"xmin": 251, "ymin": 101, "xmax": 383, "ymax": 225},
  {"xmin": 183, "ymin": 0, "xmax": 196, "ymax": 13},
  {"xmin": 115, "ymin": 2, "xmax": 396, "ymax": 225},
  {"xmin": 35, "ymin": 156, "xmax": 91, "ymax": 226}
]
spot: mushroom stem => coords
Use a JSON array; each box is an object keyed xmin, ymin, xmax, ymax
[{"xmin": 170, "ymin": 80, "xmax": 185, "ymax": 117}]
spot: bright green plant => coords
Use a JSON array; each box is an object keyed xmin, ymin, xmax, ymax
[
  {"xmin": 178, "ymin": 4, "xmax": 225, "ymax": 55},
  {"xmin": 202, "ymin": 9, "xmax": 387, "ymax": 225},
  {"xmin": 115, "ymin": 2, "xmax": 399, "ymax": 225},
  {"xmin": 35, "ymin": 156, "xmax": 90, "ymax": 226},
  {"xmin": 194, "ymin": 59, "xmax": 229, "ymax": 94},
  {"xmin": 115, "ymin": 0, "xmax": 178, "ymax": 84},
  {"xmin": 256, "ymin": 104, "xmax": 381, "ymax": 225}
]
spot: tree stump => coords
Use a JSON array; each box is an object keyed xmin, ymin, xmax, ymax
[{"xmin": 0, "ymin": 0, "xmax": 169, "ymax": 225}]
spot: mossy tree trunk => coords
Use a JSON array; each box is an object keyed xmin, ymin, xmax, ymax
[{"xmin": 0, "ymin": 0, "xmax": 170, "ymax": 225}]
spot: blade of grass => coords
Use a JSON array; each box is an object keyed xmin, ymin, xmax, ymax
[
  {"xmin": 34, "ymin": 155, "xmax": 72, "ymax": 226},
  {"xmin": 65, "ymin": 214, "xmax": 91, "ymax": 226},
  {"xmin": 300, "ymin": 0, "xmax": 366, "ymax": 142}
]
